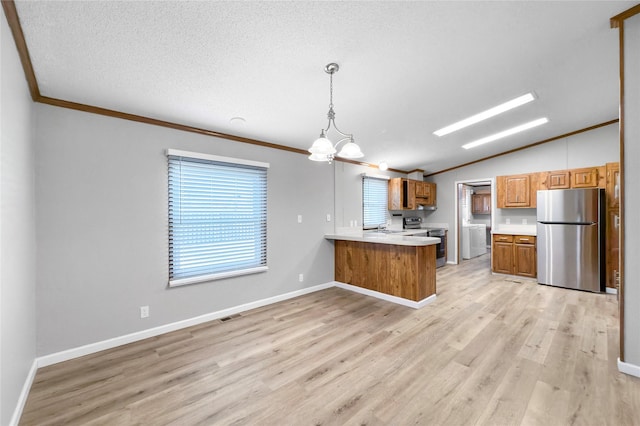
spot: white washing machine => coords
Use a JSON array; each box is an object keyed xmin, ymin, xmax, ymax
[{"xmin": 462, "ymin": 224, "xmax": 487, "ymax": 259}]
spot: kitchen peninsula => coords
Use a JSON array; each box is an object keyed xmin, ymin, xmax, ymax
[{"xmin": 325, "ymin": 231, "xmax": 440, "ymax": 308}]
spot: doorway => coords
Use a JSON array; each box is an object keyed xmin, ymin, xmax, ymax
[{"xmin": 454, "ymin": 178, "xmax": 495, "ymax": 265}]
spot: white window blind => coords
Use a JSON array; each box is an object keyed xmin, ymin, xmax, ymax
[
  {"xmin": 168, "ymin": 150, "xmax": 268, "ymax": 287},
  {"xmin": 363, "ymin": 176, "xmax": 389, "ymax": 229}
]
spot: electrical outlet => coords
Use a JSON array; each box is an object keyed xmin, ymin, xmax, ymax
[
  {"xmin": 297, "ymin": 215, "xmax": 302, "ymax": 223},
  {"xmin": 506, "ymin": 218, "xmax": 511, "ymax": 225},
  {"xmin": 326, "ymin": 214, "xmax": 331, "ymax": 222},
  {"xmin": 140, "ymin": 306, "xmax": 149, "ymax": 318},
  {"xmin": 522, "ymin": 218, "xmax": 528, "ymax": 225},
  {"xmin": 298, "ymin": 273, "xmax": 304, "ymax": 282}
]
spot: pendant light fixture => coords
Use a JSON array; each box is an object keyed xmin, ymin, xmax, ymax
[{"xmin": 308, "ymin": 63, "xmax": 364, "ymax": 163}]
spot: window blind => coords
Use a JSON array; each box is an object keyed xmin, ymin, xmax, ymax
[
  {"xmin": 168, "ymin": 151, "xmax": 268, "ymax": 286},
  {"xmin": 363, "ymin": 176, "xmax": 389, "ymax": 229}
]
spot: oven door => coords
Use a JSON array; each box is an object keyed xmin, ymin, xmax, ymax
[{"xmin": 428, "ymin": 230, "xmax": 446, "ymax": 268}]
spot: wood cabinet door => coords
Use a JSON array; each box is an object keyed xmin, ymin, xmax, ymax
[
  {"xmin": 606, "ymin": 162, "xmax": 620, "ymax": 210},
  {"xmin": 415, "ymin": 182, "xmax": 435, "ymax": 206},
  {"xmin": 492, "ymin": 241, "xmax": 514, "ymax": 274},
  {"xmin": 514, "ymin": 243, "xmax": 536, "ymax": 278},
  {"xmin": 388, "ymin": 178, "xmax": 402, "ymax": 210},
  {"xmin": 405, "ymin": 179, "xmax": 416, "ymax": 209},
  {"xmin": 504, "ymin": 175, "xmax": 530, "ymax": 207},
  {"xmin": 571, "ymin": 167, "xmax": 599, "ymax": 188},
  {"xmin": 481, "ymin": 194, "xmax": 491, "ymax": 213},
  {"xmin": 546, "ymin": 170, "xmax": 571, "ymax": 189},
  {"xmin": 428, "ymin": 182, "xmax": 437, "ymax": 206},
  {"xmin": 492, "ymin": 235, "xmax": 514, "ymax": 274},
  {"xmin": 472, "ymin": 194, "xmax": 491, "ymax": 214},
  {"xmin": 472, "ymin": 195, "xmax": 484, "ymax": 214}
]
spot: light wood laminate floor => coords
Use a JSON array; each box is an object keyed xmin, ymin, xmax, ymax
[{"xmin": 20, "ymin": 255, "xmax": 640, "ymax": 425}]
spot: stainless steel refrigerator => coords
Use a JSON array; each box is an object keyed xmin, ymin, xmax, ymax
[{"xmin": 536, "ymin": 188, "xmax": 605, "ymax": 292}]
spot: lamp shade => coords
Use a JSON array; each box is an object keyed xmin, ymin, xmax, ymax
[
  {"xmin": 308, "ymin": 153, "xmax": 329, "ymax": 162},
  {"xmin": 337, "ymin": 141, "xmax": 364, "ymax": 159},
  {"xmin": 308, "ymin": 134, "xmax": 336, "ymax": 155}
]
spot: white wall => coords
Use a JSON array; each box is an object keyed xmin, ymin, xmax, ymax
[
  {"xmin": 623, "ymin": 13, "xmax": 640, "ymax": 367},
  {"xmin": 334, "ymin": 161, "xmax": 404, "ymax": 230},
  {"xmin": 34, "ymin": 104, "xmax": 336, "ymax": 356},
  {"xmin": 1, "ymin": 15, "xmax": 37, "ymax": 426},
  {"xmin": 425, "ymin": 123, "xmax": 620, "ymax": 262}
]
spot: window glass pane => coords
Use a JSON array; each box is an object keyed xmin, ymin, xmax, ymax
[
  {"xmin": 363, "ymin": 176, "xmax": 389, "ymax": 228},
  {"xmin": 168, "ymin": 154, "xmax": 267, "ymax": 284}
]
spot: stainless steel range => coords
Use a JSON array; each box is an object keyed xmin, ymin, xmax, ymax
[{"xmin": 403, "ymin": 217, "xmax": 447, "ymax": 268}]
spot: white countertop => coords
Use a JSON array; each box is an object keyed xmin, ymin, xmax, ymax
[
  {"xmin": 325, "ymin": 230, "xmax": 440, "ymax": 246},
  {"xmin": 491, "ymin": 225, "xmax": 537, "ymax": 236},
  {"xmin": 420, "ymin": 222, "xmax": 449, "ymax": 230}
]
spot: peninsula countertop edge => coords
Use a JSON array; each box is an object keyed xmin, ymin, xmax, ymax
[{"xmin": 324, "ymin": 231, "xmax": 440, "ymax": 247}]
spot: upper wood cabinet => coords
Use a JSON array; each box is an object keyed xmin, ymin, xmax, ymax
[
  {"xmin": 415, "ymin": 181, "xmax": 436, "ymax": 206},
  {"xmin": 571, "ymin": 167, "xmax": 599, "ymax": 188},
  {"xmin": 539, "ymin": 166, "xmax": 605, "ymax": 191},
  {"xmin": 471, "ymin": 193, "xmax": 491, "ymax": 214},
  {"xmin": 497, "ymin": 173, "xmax": 538, "ymax": 208},
  {"xmin": 388, "ymin": 178, "xmax": 404, "ymax": 210},
  {"xmin": 388, "ymin": 178, "xmax": 436, "ymax": 210},
  {"xmin": 544, "ymin": 170, "xmax": 571, "ymax": 189}
]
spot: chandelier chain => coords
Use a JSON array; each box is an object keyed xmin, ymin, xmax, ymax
[{"xmin": 329, "ymin": 71, "xmax": 334, "ymax": 109}]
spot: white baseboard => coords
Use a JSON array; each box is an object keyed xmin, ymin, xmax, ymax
[
  {"xmin": 618, "ymin": 358, "xmax": 640, "ymax": 378},
  {"xmin": 606, "ymin": 287, "xmax": 618, "ymax": 295},
  {"xmin": 333, "ymin": 281, "xmax": 437, "ymax": 309},
  {"xmin": 9, "ymin": 359, "xmax": 38, "ymax": 426},
  {"xmin": 37, "ymin": 282, "xmax": 334, "ymax": 368}
]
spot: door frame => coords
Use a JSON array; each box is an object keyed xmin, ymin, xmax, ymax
[{"xmin": 453, "ymin": 177, "xmax": 495, "ymax": 264}]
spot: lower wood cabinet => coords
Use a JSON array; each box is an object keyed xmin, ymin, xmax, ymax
[
  {"xmin": 492, "ymin": 235, "xmax": 514, "ymax": 274},
  {"xmin": 334, "ymin": 240, "xmax": 436, "ymax": 302},
  {"xmin": 492, "ymin": 234, "xmax": 537, "ymax": 278}
]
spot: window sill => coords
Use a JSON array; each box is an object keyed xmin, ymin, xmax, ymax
[{"xmin": 169, "ymin": 266, "xmax": 268, "ymax": 288}]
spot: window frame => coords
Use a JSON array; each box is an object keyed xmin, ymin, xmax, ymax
[
  {"xmin": 362, "ymin": 174, "xmax": 390, "ymax": 230},
  {"xmin": 167, "ymin": 149, "xmax": 269, "ymax": 287}
]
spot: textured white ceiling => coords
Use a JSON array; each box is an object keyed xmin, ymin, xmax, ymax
[{"xmin": 13, "ymin": 1, "xmax": 633, "ymax": 173}]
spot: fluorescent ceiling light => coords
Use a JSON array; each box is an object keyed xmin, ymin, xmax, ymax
[
  {"xmin": 433, "ymin": 93, "xmax": 536, "ymax": 137},
  {"xmin": 462, "ymin": 117, "xmax": 549, "ymax": 150}
]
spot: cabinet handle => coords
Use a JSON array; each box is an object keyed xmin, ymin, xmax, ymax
[{"xmin": 615, "ymin": 215, "xmax": 620, "ymax": 229}]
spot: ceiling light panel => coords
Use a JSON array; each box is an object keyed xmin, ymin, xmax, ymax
[
  {"xmin": 433, "ymin": 93, "xmax": 536, "ymax": 137},
  {"xmin": 462, "ymin": 117, "xmax": 549, "ymax": 150}
]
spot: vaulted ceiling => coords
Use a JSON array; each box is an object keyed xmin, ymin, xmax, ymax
[{"xmin": 7, "ymin": 1, "xmax": 633, "ymax": 173}]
